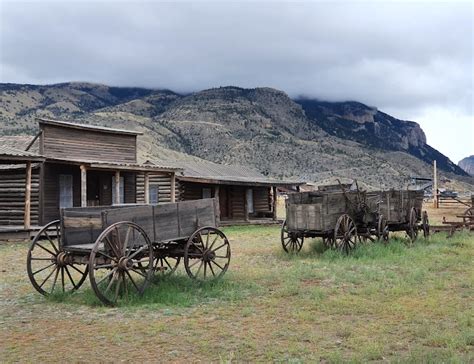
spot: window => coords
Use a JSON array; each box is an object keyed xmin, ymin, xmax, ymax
[
  {"xmin": 202, "ymin": 187, "xmax": 212, "ymax": 199},
  {"xmin": 59, "ymin": 174, "xmax": 73, "ymax": 208},
  {"xmin": 111, "ymin": 176, "xmax": 125, "ymax": 204},
  {"xmin": 149, "ymin": 184, "xmax": 159, "ymax": 204},
  {"xmin": 246, "ymin": 189, "xmax": 254, "ymax": 214}
]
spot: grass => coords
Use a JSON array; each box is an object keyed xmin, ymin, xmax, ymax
[{"xmin": 1, "ymin": 209, "xmax": 473, "ymax": 362}]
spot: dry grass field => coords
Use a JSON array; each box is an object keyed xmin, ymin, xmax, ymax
[{"xmin": 1, "ymin": 203, "xmax": 473, "ymax": 363}]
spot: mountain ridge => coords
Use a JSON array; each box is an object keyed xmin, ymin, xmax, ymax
[{"xmin": 0, "ymin": 82, "xmax": 471, "ymax": 190}]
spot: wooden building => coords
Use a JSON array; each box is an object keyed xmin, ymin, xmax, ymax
[
  {"xmin": 148, "ymin": 160, "xmax": 304, "ymax": 224},
  {"xmin": 0, "ymin": 118, "xmax": 179, "ymax": 239}
]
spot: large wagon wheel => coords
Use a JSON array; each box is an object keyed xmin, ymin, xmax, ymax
[
  {"xmin": 89, "ymin": 222, "xmax": 153, "ymax": 306},
  {"xmin": 334, "ymin": 214, "xmax": 358, "ymax": 254},
  {"xmin": 281, "ymin": 220, "xmax": 304, "ymax": 253},
  {"xmin": 422, "ymin": 211, "xmax": 430, "ymax": 238},
  {"xmin": 184, "ymin": 226, "xmax": 231, "ymax": 281},
  {"xmin": 27, "ymin": 220, "xmax": 88, "ymax": 296},
  {"xmin": 406, "ymin": 208, "xmax": 419, "ymax": 242},
  {"xmin": 376, "ymin": 215, "xmax": 389, "ymax": 243}
]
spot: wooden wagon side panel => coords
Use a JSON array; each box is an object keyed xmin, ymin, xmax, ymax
[
  {"xmin": 103, "ymin": 205, "xmax": 155, "ymax": 240},
  {"xmin": 154, "ymin": 203, "xmax": 179, "ymax": 242},
  {"xmin": 61, "ymin": 208, "xmax": 104, "ymax": 247},
  {"xmin": 322, "ymin": 193, "xmax": 347, "ymax": 231}
]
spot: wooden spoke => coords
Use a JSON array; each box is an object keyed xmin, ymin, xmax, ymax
[
  {"xmin": 32, "ymin": 263, "xmax": 55, "ymax": 276},
  {"xmin": 35, "ymin": 243, "xmax": 56, "ymax": 257},
  {"xmin": 39, "ymin": 266, "xmax": 57, "ymax": 289}
]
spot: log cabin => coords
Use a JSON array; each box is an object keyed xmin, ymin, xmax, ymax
[
  {"xmin": 147, "ymin": 160, "xmax": 304, "ymax": 225},
  {"xmin": 0, "ymin": 118, "xmax": 180, "ymax": 239}
]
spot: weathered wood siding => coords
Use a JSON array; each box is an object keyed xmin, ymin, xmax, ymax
[
  {"xmin": 42, "ymin": 163, "xmax": 81, "ymax": 224},
  {"xmin": 40, "ymin": 124, "xmax": 137, "ymax": 163},
  {"xmin": 136, "ymin": 172, "xmax": 177, "ymax": 204},
  {"xmin": 178, "ymin": 182, "xmax": 272, "ymax": 220},
  {"xmin": 179, "ymin": 181, "xmax": 214, "ymax": 201},
  {"xmin": 42, "ymin": 164, "xmax": 138, "ymax": 224},
  {"xmin": 0, "ymin": 167, "xmax": 40, "ymax": 226},
  {"xmin": 124, "ymin": 173, "xmax": 136, "ymax": 204},
  {"xmin": 253, "ymin": 187, "xmax": 271, "ymax": 214}
]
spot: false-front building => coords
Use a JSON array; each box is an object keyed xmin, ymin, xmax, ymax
[{"xmin": 0, "ymin": 118, "xmax": 179, "ymax": 238}]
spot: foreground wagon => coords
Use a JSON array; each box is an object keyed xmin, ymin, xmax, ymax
[
  {"xmin": 27, "ymin": 199, "xmax": 231, "ymax": 305},
  {"xmin": 281, "ymin": 186, "xmax": 429, "ymax": 254}
]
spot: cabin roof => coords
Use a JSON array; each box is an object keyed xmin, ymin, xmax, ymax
[
  {"xmin": 148, "ymin": 159, "xmax": 304, "ymax": 187},
  {"xmin": 37, "ymin": 117, "xmax": 143, "ymax": 136},
  {"xmin": 45, "ymin": 157, "xmax": 181, "ymax": 172},
  {"xmin": 0, "ymin": 145, "xmax": 45, "ymax": 163}
]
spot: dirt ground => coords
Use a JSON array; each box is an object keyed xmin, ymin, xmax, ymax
[{"xmin": 1, "ymin": 203, "xmax": 473, "ymax": 362}]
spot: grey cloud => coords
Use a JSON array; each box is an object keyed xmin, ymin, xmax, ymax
[{"xmin": 0, "ymin": 1, "xmax": 473, "ymax": 159}]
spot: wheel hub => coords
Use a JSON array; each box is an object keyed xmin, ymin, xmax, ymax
[
  {"xmin": 117, "ymin": 257, "xmax": 132, "ymax": 271},
  {"xmin": 202, "ymin": 249, "xmax": 216, "ymax": 262},
  {"xmin": 56, "ymin": 252, "xmax": 69, "ymax": 267}
]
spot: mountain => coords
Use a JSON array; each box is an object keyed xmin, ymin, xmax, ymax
[
  {"xmin": 295, "ymin": 99, "xmax": 465, "ymax": 175},
  {"xmin": 458, "ymin": 156, "xmax": 474, "ymax": 176},
  {"xmin": 0, "ymin": 82, "xmax": 472, "ymax": 190}
]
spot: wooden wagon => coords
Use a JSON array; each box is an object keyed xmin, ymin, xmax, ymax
[
  {"xmin": 281, "ymin": 187, "xmax": 429, "ymax": 254},
  {"xmin": 26, "ymin": 198, "xmax": 231, "ymax": 305}
]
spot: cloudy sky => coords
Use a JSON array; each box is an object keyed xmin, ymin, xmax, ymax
[{"xmin": 1, "ymin": 0, "xmax": 472, "ymax": 163}]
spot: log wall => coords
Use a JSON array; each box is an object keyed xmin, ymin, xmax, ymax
[
  {"xmin": 0, "ymin": 167, "xmax": 40, "ymax": 226},
  {"xmin": 136, "ymin": 172, "xmax": 177, "ymax": 204}
]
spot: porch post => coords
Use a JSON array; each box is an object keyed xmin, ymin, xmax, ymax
[
  {"xmin": 170, "ymin": 172, "xmax": 176, "ymax": 203},
  {"xmin": 114, "ymin": 171, "xmax": 120, "ymax": 205},
  {"xmin": 272, "ymin": 186, "xmax": 278, "ymax": 220},
  {"xmin": 24, "ymin": 161, "xmax": 32, "ymax": 229},
  {"xmin": 244, "ymin": 188, "xmax": 249, "ymax": 222},
  {"xmin": 214, "ymin": 185, "xmax": 220, "ymax": 222},
  {"xmin": 80, "ymin": 164, "xmax": 87, "ymax": 207},
  {"xmin": 144, "ymin": 172, "xmax": 150, "ymax": 204}
]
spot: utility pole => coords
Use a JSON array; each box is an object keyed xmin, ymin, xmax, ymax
[{"xmin": 433, "ymin": 160, "xmax": 438, "ymax": 208}]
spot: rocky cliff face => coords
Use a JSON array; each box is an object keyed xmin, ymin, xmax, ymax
[
  {"xmin": 295, "ymin": 99, "xmax": 463, "ymax": 174},
  {"xmin": 0, "ymin": 82, "xmax": 470, "ymax": 188},
  {"xmin": 459, "ymin": 156, "xmax": 474, "ymax": 176}
]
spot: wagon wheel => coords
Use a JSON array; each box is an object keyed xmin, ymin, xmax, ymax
[
  {"xmin": 153, "ymin": 251, "xmax": 181, "ymax": 276},
  {"xmin": 334, "ymin": 214, "xmax": 358, "ymax": 254},
  {"xmin": 27, "ymin": 220, "xmax": 88, "ymax": 296},
  {"xmin": 281, "ymin": 220, "xmax": 304, "ymax": 253},
  {"xmin": 406, "ymin": 208, "xmax": 419, "ymax": 242},
  {"xmin": 422, "ymin": 211, "xmax": 430, "ymax": 238},
  {"xmin": 89, "ymin": 222, "xmax": 153, "ymax": 306},
  {"xmin": 322, "ymin": 236, "xmax": 335, "ymax": 249},
  {"xmin": 376, "ymin": 215, "xmax": 389, "ymax": 243},
  {"xmin": 184, "ymin": 227, "xmax": 231, "ymax": 281},
  {"xmin": 463, "ymin": 207, "xmax": 473, "ymax": 226}
]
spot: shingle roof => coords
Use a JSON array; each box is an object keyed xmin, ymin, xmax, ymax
[
  {"xmin": 148, "ymin": 159, "xmax": 303, "ymax": 186},
  {"xmin": 0, "ymin": 135, "xmax": 39, "ymax": 153}
]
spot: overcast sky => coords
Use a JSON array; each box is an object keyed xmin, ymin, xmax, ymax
[{"xmin": 1, "ymin": 0, "xmax": 472, "ymax": 163}]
